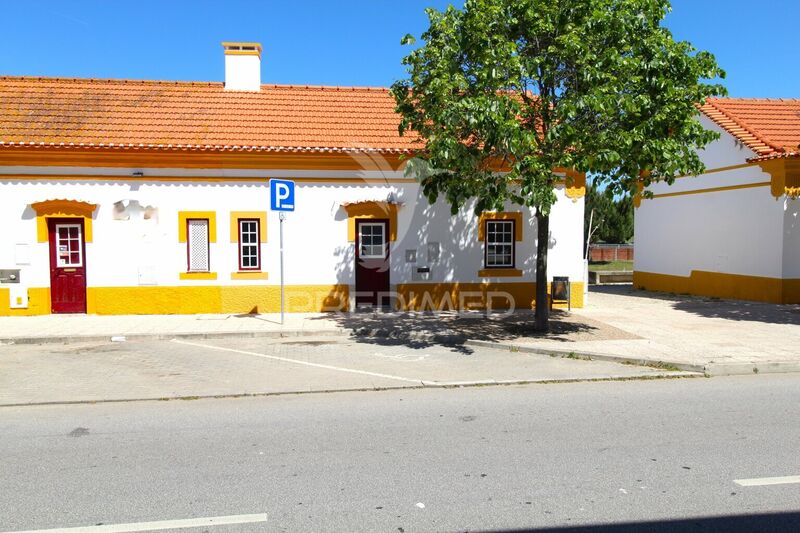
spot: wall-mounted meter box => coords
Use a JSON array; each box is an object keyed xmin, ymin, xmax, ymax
[{"xmin": 9, "ymin": 286, "xmax": 28, "ymax": 309}]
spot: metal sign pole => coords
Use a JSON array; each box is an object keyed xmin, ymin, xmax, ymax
[{"xmin": 279, "ymin": 211, "xmax": 286, "ymax": 325}]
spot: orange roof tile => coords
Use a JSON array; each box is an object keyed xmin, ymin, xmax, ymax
[
  {"xmin": 699, "ymin": 98, "xmax": 800, "ymax": 161},
  {"xmin": 0, "ymin": 76, "xmax": 421, "ymax": 153}
]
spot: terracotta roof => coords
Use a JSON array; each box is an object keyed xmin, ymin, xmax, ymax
[
  {"xmin": 698, "ymin": 98, "xmax": 800, "ymax": 161},
  {"xmin": 0, "ymin": 76, "xmax": 420, "ymax": 153}
]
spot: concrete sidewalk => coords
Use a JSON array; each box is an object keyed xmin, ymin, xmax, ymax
[
  {"xmin": 0, "ymin": 337, "xmax": 691, "ymax": 406},
  {"xmin": 0, "ymin": 312, "xmax": 343, "ymax": 343},
  {"xmin": 486, "ymin": 286, "xmax": 800, "ymax": 375},
  {"xmin": 1, "ymin": 286, "xmax": 799, "ymax": 376}
]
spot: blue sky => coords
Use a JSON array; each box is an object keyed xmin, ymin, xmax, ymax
[{"xmin": 1, "ymin": 1, "xmax": 797, "ymax": 97}]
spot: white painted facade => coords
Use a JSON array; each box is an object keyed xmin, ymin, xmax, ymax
[
  {"xmin": 0, "ymin": 166, "xmax": 585, "ymax": 314},
  {"xmin": 634, "ymin": 114, "xmax": 799, "ymax": 302}
]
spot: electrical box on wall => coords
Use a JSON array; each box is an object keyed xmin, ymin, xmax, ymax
[{"xmin": 9, "ymin": 286, "xmax": 28, "ymax": 309}]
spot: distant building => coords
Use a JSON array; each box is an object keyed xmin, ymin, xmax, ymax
[
  {"xmin": 634, "ymin": 98, "xmax": 799, "ymax": 303},
  {"xmin": 0, "ymin": 43, "xmax": 586, "ymax": 316}
]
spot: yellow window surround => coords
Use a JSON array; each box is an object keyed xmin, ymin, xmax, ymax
[
  {"xmin": 178, "ymin": 211, "xmax": 217, "ymax": 243},
  {"xmin": 31, "ymin": 199, "xmax": 97, "ymax": 243},
  {"xmin": 231, "ymin": 272, "xmax": 269, "ymax": 280},
  {"xmin": 477, "ymin": 212, "xmax": 524, "ymax": 241},
  {"xmin": 180, "ymin": 272, "xmax": 218, "ymax": 280},
  {"xmin": 478, "ymin": 268, "xmax": 523, "ymax": 278},
  {"xmin": 342, "ymin": 201, "xmax": 399, "ymax": 242},
  {"xmin": 229, "ymin": 211, "xmax": 268, "ymax": 243}
]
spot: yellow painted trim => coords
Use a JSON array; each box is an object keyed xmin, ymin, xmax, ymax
[
  {"xmin": 178, "ymin": 211, "xmax": 217, "ymax": 243},
  {"xmin": 30, "ymin": 199, "xmax": 96, "ymax": 243},
  {"xmin": 0, "ymin": 149, "xmax": 408, "ymax": 171},
  {"xmin": 673, "ymin": 162, "xmax": 757, "ymax": 180},
  {"xmin": 230, "ymin": 211, "xmax": 267, "ymax": 243},
  {"xmin": 1, "ymin": 175, "xmax": 420, "ymax": 184},
  {"xmin": 478, "ymin": 269, "xmax": 523, "ymax": 278},
  {"xmin": 343, "ymin": 202, "xmax": 399, "ymax": 242},
  {"xmin": 231, "ymin": 272, "xmax": 268, "ymax": 280},
  {"xmin": 477, "ymin": 212, "xmax": 524, "ymax": 241},
  {"xmin": 396, "ymin": 281, "xmax": 584, "ymax": 311},
  {"xmin": 222, "ymin": 41, "xmax": 262, "ymax": 48},
  {"xmin": 756, "ymin": 158, "xmax": 800, "ymax": 198},
  {"xmin": 563, "ymin": 171, "xmax": 586, "ymax": 201},
  {"xmin": 633, "ymin": 270, "xmax": 800, "ymax": 304},
  {"xmin": 223, "ymin": 50, "xmax": 261, "ymax": 57},
  {"xmin": 180, "ymin": 272, "xmax": 218, "ymax": 280},
  {"xmin": 648, "ymin": 181, "xmax": 770, "ymax": 200}
]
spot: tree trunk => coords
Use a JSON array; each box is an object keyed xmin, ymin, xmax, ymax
[{"xmin": 534, "ymin": 210, "xmax": 550, "ymax": 332}]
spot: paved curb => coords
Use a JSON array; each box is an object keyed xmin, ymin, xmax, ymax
[
  {"xmin": 0, "ymin": 328, "xmax": 349, "ymax": 345},
  {"xmin": 465, "ymin": 339, "xmax": 800, "ymax": 377},
  {"xmin": 0, "ymin": 372, "xmax": 701, "ymax": 409}
]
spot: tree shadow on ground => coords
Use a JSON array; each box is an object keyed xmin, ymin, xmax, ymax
[
  {"xmin": 592, "ymin": 284, "xmax": 800, "ymax": 326},
  {"xmin": 309, "ymin": 309, "xmax": 598, "ymax": 354}
]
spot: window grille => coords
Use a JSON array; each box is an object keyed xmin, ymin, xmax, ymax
[
  {"xmin": 485, "ymin": 220, "xmax": 515, "ymax": 268},
  {"xmin": 187, "ymin": 219, "xmax": 210, "ymax": 272}
]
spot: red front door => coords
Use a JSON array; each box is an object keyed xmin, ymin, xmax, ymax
[
  {"xmin": 48, "ymin": 219, "xmax": 87, "ymax": 314},
  {"xmin": 355, "ymin": 219, "xmax": 390, "ymax": 308}
]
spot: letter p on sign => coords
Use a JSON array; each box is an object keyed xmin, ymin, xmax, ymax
[{"xmin": 270, "ymin": 179, "xmax": 295, "ymax": 211}]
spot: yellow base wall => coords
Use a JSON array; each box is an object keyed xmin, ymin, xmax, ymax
[
  {"xmin": 396, "ymin": 282, "xmax": 584, "ymax": 311},
  {"xmin": 0, "ymin": 285, "xmax": 349, "ymax": 316},
  {"xmin": 0, "ymin": 287, "xmax": 52, "ymax": 316},
  {"xmin": 0, "ymin": 282, "xmax": 585, "ymax": 316},
  {"xmin": 634, "ymin": 271, "xmax": 800, "ymax": 304}
]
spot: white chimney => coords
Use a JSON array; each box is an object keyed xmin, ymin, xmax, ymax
[{"xmin": 222, "ymin": 42, "xmax": 262, "ymax": 91}]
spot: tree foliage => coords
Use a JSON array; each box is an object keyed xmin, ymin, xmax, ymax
[
  {"xmin": 391, "ymin": 0, "xmax": 725, "ymax": 329},
  {"xmin": 585, "ymin": 180, "xmax": 634, "ymax": 245}
]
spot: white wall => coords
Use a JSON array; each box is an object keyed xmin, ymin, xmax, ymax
[
  {"xmin": 635, "ymin": 123, "xmax": 786, "ymax": 279},
  {"xmin": 783, "ymin": 198, "xmax": 800, "ymax": 278},
  {"xmin": 0, "ymin": 172, "xmax": 585, "ymax": 293},
  {"xmin": 695, "ymin": 114, "xmax": 757, "ymax": 169}
]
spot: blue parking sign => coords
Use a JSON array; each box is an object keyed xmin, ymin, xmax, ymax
[{"xmin": 270, "ymin": 179, "xmax": 295, "ymax": 211}]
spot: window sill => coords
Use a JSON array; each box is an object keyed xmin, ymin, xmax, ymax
[
  {"xmin": 231, "ymin": 271, "xmax": 268, "ymax": 280},
  {"xmin": 180, "ymin": 272, "xmax": 218, "ymax": 280},
  {"xmin": 478, "ymin": 268, "xmax": 523, "ymax": 278}
]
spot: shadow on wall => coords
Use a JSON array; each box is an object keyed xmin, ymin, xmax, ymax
[
  {"xmin": 600, "ymin": 284, "xmax": 800, "ymax": 326},
  {"xmin": 317, "ymin": 179, "xmax": 546, "ymax": 314}
]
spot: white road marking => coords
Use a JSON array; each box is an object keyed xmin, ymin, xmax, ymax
[
  {"xmin": 172, "ymin": 339, "xmax": 423, "ymax": 384},
  {"xmin": 734, "ymin": 475, "xmax": 800, "ymax": 487},
  {"xmin": 3, "ymin": 513, "xmax": 268, "ymax": 533}
]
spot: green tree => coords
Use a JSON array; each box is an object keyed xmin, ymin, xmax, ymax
[
  {"xmin": 392, "ymin": 0, "xmax": 725, "ymax": 331},
  {"xmin": 585, "ymin": 179, "xmax": 634, "ymax": 247}
]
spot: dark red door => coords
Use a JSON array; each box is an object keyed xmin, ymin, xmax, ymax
[
  {"xmin": 355, "ymin": 219, "xmax": 390, "ymax": 308},
  {"xmin": 48, "ymin": 219, "xmax": 87, "ymax": 314}
]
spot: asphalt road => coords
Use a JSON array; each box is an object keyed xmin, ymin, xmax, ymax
[{"xmin": 1, "ymin": 375, "xmax": 799, "ymax": 532}]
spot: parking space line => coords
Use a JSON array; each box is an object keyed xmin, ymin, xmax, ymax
[
  {"xmin": 2, "ymin": 513, "xmax": 268, "ymax": 533},
  {"xmin": 171, "ymin": 339, "xmax": 423, "ymax": 384},
  {"xmin": 733, "ymin": 475, "xmax": 800, "ymax": 487}
]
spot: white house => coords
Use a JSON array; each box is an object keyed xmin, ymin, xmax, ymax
[
  {"xmin": 0, "ymin": 43, "xmax": 586, "ymax": 316},
  {"xmin": 634, "ymin": 98, "xmax": 799, "ymax": 304}
]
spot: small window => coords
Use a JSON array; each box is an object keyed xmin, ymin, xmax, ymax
[
  {"xmin": 187, "ymin": 219, "xmax": 210, "ymax": 272},
  {"xmin": 484, "ymin": 219, "xmax": 515, "ymax": 268},
  {"xmin": 238, "ymin": 218, "xmax": 261, "ymax": 270}
]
